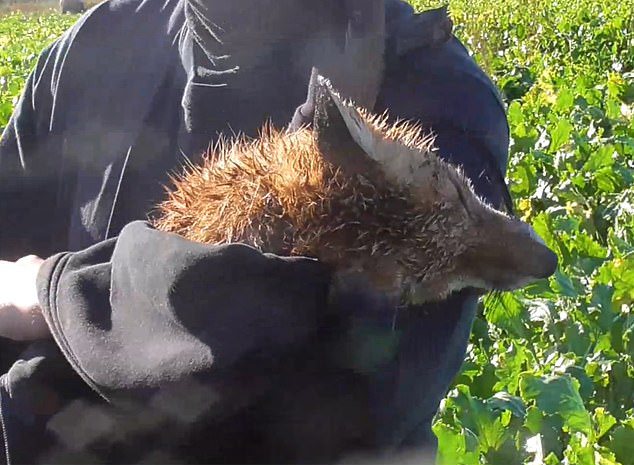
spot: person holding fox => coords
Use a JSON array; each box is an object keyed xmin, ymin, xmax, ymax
[{"xmin": 0, "ymin": 1, "xmax": 552, "ymax": 463}]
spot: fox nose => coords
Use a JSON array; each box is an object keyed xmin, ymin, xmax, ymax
[
  {"xmin": 524, "ymin": 224, "xmax": 558, "ymax": 279},
  {"xmin": 534, "ymin": 246, "xmax": 558, "ymax": 278}
]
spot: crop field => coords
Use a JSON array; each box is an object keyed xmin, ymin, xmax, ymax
[
  {"xmin": 0, "ymin": 8, "xmax": 75, "ymax": 127},
  {"xmin": 1, "ymin": 1, "xmax": 633, "ymax": 464}
]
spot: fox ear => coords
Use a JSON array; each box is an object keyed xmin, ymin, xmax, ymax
[
  {"xmin": 312, "ymin": 76, "xmax": 383, "ymax": 179},
  {"xmin": 315, "ymin": 76, "xmax": 437, "ymax": 188}
]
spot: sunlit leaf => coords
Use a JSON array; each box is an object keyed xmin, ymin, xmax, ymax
[
  {"xmin": 549, "ymin": 119, "xmax": 574, "ymax": 152},
  {"xmin": 594, "ymin": 407, "xmax": 617, "ymax": 440},
  {"xmin": 519, "ymin": 374, "xmax": 592, "ymax": 435}
]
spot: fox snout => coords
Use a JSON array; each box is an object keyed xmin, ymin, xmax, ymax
[
  {"xmin": 522, "ymin": 223, "xmax": 559, "ymax": 280},
  {"xmin": 488, "ymin": 217, "xmax": 559, "ymax": 290},
  {"xmin": 459, "ymin": 212, "xmax": 559, "ymax": 293}
]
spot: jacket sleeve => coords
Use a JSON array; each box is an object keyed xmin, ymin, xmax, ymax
[
  {"xmin": 0, "ymin": 0, "xmax": 187, "ymax": 261},
  {"xmin": 36, "ymin": 221, "xmax": 331, "ymax": 402},
  {"xmin": 0, "ymin": 39, "xmax": 68, "ymax": 261}
]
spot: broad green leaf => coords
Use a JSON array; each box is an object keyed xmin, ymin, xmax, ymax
[
  {"xmin": 484, "ymin": 292, "xmax": 527, "ymax": 337},
  {"xmin": 564, "ymin": 433, "xmax": 595, "ymax": 465},
  {"xmin": 452, "ymin": 385, "xmax": 509, "ymax": 451},
  {"xmin": 508, "ymin": 100, "xmax": 525, "ymax": 126},
  {"xmin": 524, "ymin": 407, "xmax": 566, "ymax": 458},
  {"xmin": 594, "ymin": 407, "xmax": 617, "ymax": 440},
  {"xmin": 608, "ymin": 424, "xmax": 634, "ymax": 465},
  {"xmin": 550, "ymin": 270, "xmax": 578, "ymax": 298},
  {"xmin": 554, "ymin": 87, "xmax": 575, "ymax": 112},
  {"xmin": 486, "ymin": 392, "xmax": 527, "ymax": 419},
  {"xmin": 549, "ymin": 119, "xmax": 574, "ymax": 152},
  {"xmin": 594, "ymin": 447, "xmax": 623, "ymax": 465},
  {"xmin": 434, "ymin": 423, "xmax": 468, "ymax": 465},
  {"xmin": 519, "ymin": 374, "xmax": 592, "ymax": 435}
]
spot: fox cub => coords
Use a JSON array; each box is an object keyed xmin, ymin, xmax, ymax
[{"xmin": 153, "ymin": 78, "xmax": 557, "ymax": 303}]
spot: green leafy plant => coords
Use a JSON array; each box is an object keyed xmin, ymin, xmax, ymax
[
  {"xmin": 411, "ymin": 0, "xmax": 633, "ymax": 463},
  {"xmin": 0, "ymin": 11, "xmax": 76, "ymax": 132}
]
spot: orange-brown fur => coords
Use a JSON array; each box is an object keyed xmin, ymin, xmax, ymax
[
  {"xmin": 153, "ymin": 92, "xmax": 557, "ymax": 302},
  {"xmin": 153, "ymin": 117, "xmax": 457, "ymax": 296}
]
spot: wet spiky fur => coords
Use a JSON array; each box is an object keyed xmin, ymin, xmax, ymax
[
  {"xmin": 153, "ymin": 91, "xmax": 557, "ymax": 303},
  {"xmin": 153, "ymin": 110, "xmax": 473, "ymax": 300}
]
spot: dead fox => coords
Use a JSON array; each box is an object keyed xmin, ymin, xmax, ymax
[{"xmin": 153, "ymin": 78, "xmax": 557, "ymax": 304}]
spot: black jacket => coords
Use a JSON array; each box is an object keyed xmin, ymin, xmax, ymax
[{"xmin": 0, "ymin": 0, "xmax": 509, "ymax": 463}]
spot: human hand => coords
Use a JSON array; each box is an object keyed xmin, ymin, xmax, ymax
[{"xmin": 0, "ymin": 255, "xmax": 50, "ymax": 341}]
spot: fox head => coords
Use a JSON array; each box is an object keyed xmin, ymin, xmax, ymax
[{"xmin": 312, "ymin": 77, "xmax": 558, "ymax": 302}]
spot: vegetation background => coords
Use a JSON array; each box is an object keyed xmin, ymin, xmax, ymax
[{"xmin": 1, "ymin": 0, "xmax": 632, "ymax": 463}]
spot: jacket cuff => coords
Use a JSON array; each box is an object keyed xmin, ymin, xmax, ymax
[{"xmin": 36, "ymin": 250, "xmax": 108, "ymax": 400}]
